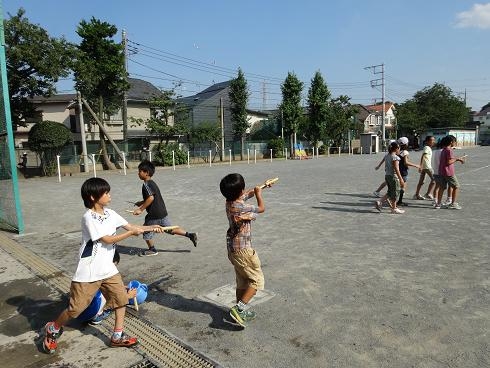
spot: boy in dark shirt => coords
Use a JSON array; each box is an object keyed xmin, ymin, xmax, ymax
[{"xmin": 133, "ymin": 160, "xmax": 198, "ymax": 256}]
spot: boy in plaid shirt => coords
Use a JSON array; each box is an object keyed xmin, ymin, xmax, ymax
[{"xmin": 219, "ymin": 173, "xmax": 267, "ymax": 328}]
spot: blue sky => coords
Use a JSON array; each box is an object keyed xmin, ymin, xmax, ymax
[{"xmin": 3, "ymin": 0, "xmax": 489, "ymax": 111}]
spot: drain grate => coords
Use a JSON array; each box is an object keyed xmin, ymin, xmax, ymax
[{"xmin": 0, "ymin": 232, "xmax": 223, "ymax": 368}]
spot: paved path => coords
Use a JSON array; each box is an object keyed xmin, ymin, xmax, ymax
[{"xmin": 3, "ymin": 147, "xmax": 489, "ymax": 368}]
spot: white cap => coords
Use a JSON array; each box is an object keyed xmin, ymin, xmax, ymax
[{"xmin": 398, "ymin": 137, "xmax": 409, "ymax": 145}]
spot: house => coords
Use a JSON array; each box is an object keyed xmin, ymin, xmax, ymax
[
  {"xmin": 472, "ymin": 105, "xmax": 490, "ymax": 143},
  {"xmin": 15, "ymin": 78, "xmax": 162, "ymax": 152},
  {"xmin": 356, "ymin": 102, "xmax": 397, "ymax": 137}
]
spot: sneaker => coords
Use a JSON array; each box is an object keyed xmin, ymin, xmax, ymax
[
  {"xmin": 373, "ymin": 191, "xmax": 381, "ymax": 198},
  {"xmin": 189, "ymin": 232, "xmax": 198, "ymax": 247},
  {"xmin": 111, "ymin": 333, "xmax": 138, "ymax": 347},
  {"xmin": 229, "ymin": 306, "xmax": 246, "ymax": 327},
  {"xmin": 43, "ymin": 322, "xmax": 63, "ymax": 354},
  {"xmin": 425, "ymin": 194, "xmax": 434, "ymax": 200},
  {"xmin": 413, "ymin": 195, "xmax": 425, "ymax": 200},
  {"xmin": 448, "ymin": 202, "xmax": 462, "ymax": 210},
  {"xmin": 391, "ymin": 208, "xmax": 405, "ymax": 214},
  {"xmin": 374, "ymin": 200, "xmax": 382, "ymax": 212},
  {"xmin": 89, "ymin": 309, "xmax": 112, "ymax": 325},
  {"xmin": 141, "ymin": 247, "xmax": 158, "ymax": 256}
]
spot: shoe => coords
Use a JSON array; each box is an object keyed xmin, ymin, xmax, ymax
[
  {"xmin": 397, "ymin": 202, "xmax": 408, "ymax": 207},
  {"xmin": 373, "ymin": 191, "xmax": 381, "ymax": 198},
  {"xmin": 89, "ymin": 309, "xmax": 112, "ymax": 325},
  {"xmin": 391, "ymin": 208, "xmax": 405, "ymax": 214},
  {"xmin": 425, "ymin": 194, "xmax": 434, "ymax": 200},
  {"xmin": 189, "ymin": 232, "xmax": 198, "ymax": 247},
  {"xmin": 43, "ymin": 322, "xmax": 63, "ymax": 354},
  {"xmin": 374, "ymin": 200, "xmax": 382, "ymax": 212},
  {"xmin": 111, "ymin": 333, "xmax": 138, "ymax": 347},
  {"xmin": 229, "ymin": 306, "xmax": 247, "ymax": 327},
  {"xmin": 413, "ymin": 195, "xmax": 425, "ymax": 200},
  {"xmin": 141, "ymin": 248, "xmax": 158, "ymax": 256},
  {"xmin": 448, "ymin": 202, "xmax": 462, "ymax": 210}
]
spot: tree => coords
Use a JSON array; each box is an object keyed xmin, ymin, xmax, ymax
[
  {"xmin": 326, "ymin": 95, "xmax": 358, "ymax": 148},
  {"xmin": 279, "ymin": 72, "xmax": 304, "ymax": 157},
  {"xmin": 305, "ymin": 71, "xmax": 330, "ymax": 148},
  {"xmin": 28, "ymin": 120, "xmax": 72, "ymax": 176},
  {"xmin": 229, "ymin": 68, "xmax": 249, "ymax": 160},
  {"xmin": 73, "ymin": 17, "xmax": 129, "ymax": 170},
  {"xmin": 396, "ymin": 83, "xmax": 471, "ymax": 135},
  {"xmin": 5, "ymin": 8, "xmax": 75, "ymax": 127}
]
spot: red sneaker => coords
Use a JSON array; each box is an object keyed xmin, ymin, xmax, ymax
[{"xmin": 111, "ymin": 333, "xmax": 138, "ymax": 347}]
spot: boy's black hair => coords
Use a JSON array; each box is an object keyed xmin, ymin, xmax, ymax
[
  {"xmin": 138, "ymin": 160, "xmax": 155, "ymax": 177},
  {"xmin": 388, "ymin": 141, "xmax": 400, "ymax": 153},
  {"xmin": 113, "ymin": 249, "xmax": 120, "ymax": 265},
  {"xmin": 220, "ymin": 173, "xmax": 245, "ymax": 201},
  {"xmin": 81, "ymin": 177, "xmax": 111, "ymax": 209}
]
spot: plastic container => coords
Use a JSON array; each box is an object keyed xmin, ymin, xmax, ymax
[
  {"xmin": 77, "ymin": 290, "xmax": 103, "ymax": 322},
  {"xmin": 127, "ymin": 280, "xmax": 148, "ymax": 305}
]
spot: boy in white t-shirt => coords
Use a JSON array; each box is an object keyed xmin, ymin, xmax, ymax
[{"xmin": 43, "ymin": 177, "xmax": 165, "ymax": 354}]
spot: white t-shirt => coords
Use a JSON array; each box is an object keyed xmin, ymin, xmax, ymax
[
  {"xmin": 421, "ymin": 145, "xmax": 432, "ymax": 169},
  {"xmin": 432, "ymin": 149, "xmax": 442, "ymax": 175},
  {"xmin": 72, "ymin": 208, "xmax": 128, "ymax": 282}
]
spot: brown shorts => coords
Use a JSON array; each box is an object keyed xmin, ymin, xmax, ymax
[
  {"xmin": 228, "ymin": 248, "xmax": 264, "ymax": 290},
  {"xmin": 67, "ymin": 273, "xmax": 127, "ymax": 319}
]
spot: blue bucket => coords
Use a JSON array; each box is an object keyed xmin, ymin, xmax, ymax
[
  {"xmin": 77, "ymin": 290, "xmax": 103, "ymax": 322},
  {"xmin": 127, "ymin": 280, "xmax": 148, "ymax": 305}
]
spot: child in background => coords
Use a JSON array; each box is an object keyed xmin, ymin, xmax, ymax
[
  {"xmin": 375, "ymin": 141, "xmax": 405, "ymax": 214},
  {"xmin": 396, "ymin": 137, "xmax": 419, "ymax": 206},
  {"xmin": 438, "ymin": 135, "xmax": 466, "ymax": 210},
  {"xmin": 414, "ymin": 135, "xmax": 436, "ymax": 200},
  {"xmin": 43, "ymin": 178, "xmax": 165, "ymax": 353},
  {"xmin": 133, "ymin": 160, "xmax": 198, "ymax": 256},
  {"xmin": 220, "ymin": 173, "xmax": 269, "ymax": 328}
]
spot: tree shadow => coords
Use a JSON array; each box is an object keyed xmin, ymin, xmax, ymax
[{"xmin": 146, "ymin": 276, "xmax": 241, "ymax": 331}]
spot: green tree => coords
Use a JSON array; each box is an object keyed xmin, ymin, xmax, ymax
[
  {"xmin": 326, "ymin": 95, "xmax": 357, "ymax": 148},
  {"xmin": 28, "ymin": 120, "xmax": 72, "ymax": 176},
  {"xmin": 73, "ymin": 17, "xmax": 129, "ymax": 170},
  {"xmin": 305, "ymin": 71, "xmax": 331, "ymax": 148},
  {"xmin": 229, "ymin": 68, "xmax": 249, "ymax": 160},
  {"xmin": 396, "ymin": 83, "xmax": 471, "ymax": 135},
  {"xmin": 279, "ymin": 72, "xmax": 304, "ymax": 157},
  {"xmin": 5, "ymin": 8, "xmax": 75, "ymax": 127}
]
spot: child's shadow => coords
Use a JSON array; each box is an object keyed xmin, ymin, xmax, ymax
[{"xmin": 146, "ymin": 277, "xmax": 240, "ymax": 331}]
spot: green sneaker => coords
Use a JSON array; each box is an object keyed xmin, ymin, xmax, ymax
[
  {"xmin": 229, "ymin": 306, "xmax": 246, "ymax": 327},
  {"xmin": 229, "ymin": 306, "xmax": 257, "ymax": 327}
]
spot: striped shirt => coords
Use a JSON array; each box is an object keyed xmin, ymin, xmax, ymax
[{"xmin": 225, "ymin": 193, "xmax": 259, "ymax": 251}]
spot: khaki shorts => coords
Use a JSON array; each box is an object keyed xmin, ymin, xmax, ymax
[
  {"xmin": 228, "ymin": 248, "xmax": 264, "ymax": 290},
  {"xmin": 67, "ymin": 273, "xmax": 127, "ymax": 319},
  {"xmin": 417, "ymin": 168, "xmax": 434, "ymax": 186}
]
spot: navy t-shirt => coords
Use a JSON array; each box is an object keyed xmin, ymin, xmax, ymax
[{"xmin": 142, "ymin": 180, "xmax": 168, "ymax": 220}]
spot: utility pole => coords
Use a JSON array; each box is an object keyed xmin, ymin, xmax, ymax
[
  {"xmin": 122, "ymin": 29, "xmax": 128, "ymax": 154},
  {"xmin": 77, "ymin": 91, "xmax": 89, "ymax": 172},
  {"xmin": 220, "ymin": 97, "xmax": 225, "ymax": 161},
  {"xmin": 364, "ymin": 63, "xmax": 385, "ymax": 149}
]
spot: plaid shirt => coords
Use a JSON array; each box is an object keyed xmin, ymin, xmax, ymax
[{"xmin": 225, "ymin": 193, "xmax": 259, "ymax": 251}]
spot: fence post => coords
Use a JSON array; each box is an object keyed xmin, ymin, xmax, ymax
[
  {"xmin": 56, "ymin": 155, "xmax": 61, "ymax": 183},
  {"xmin": 92, "ymin": 154, "xmax": 96, "ymax": 177}
]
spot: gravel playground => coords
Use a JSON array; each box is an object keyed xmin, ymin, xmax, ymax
[{"xmin": 10, "ymin": 147, "xmax": 490, "ymax": 368}]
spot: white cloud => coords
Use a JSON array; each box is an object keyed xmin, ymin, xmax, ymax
[{"xmin": 455, "ymin": 3, "xmax": 490, "ymax": 29}]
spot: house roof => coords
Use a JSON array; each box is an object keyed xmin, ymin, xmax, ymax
[
  {"xmin": 177, "ymin": 80, "xmax": 232, "ymax": 107},
  {"xmin": 30, "ymin": 78, "xmax": 161, "ymax": 104},
  {"xmin": 364, "ymin": 102, "xmax": 395, "ymax": 113}
]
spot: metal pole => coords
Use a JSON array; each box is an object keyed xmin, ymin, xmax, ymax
[{"xmin": 56, "ymin": 155, "xmax": 61, "ymax": 182}]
